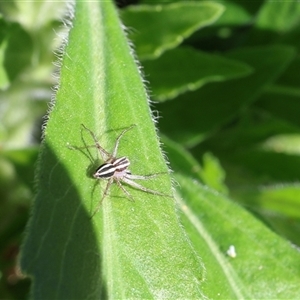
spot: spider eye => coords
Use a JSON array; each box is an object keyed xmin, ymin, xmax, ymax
[{"xmin": 94, "ymin": 163, "xmax": 116, "ymax": 179}]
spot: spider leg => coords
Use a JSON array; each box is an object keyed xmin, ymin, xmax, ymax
[
  {"xmin": 81, "ymin": 124, "xmax": 111, "ymax": 161},
  {"xmin": 126, "ymin": 172, "xmax": 169, "ymax": 180},
  {"xmin": 90, "ymin": 177, "xmax": 113, "ymax": 218},
  {"xmin": 68, "ymin": 144, "xmax": 99, "ymax": 150},
  {"xmin": 121, "ymin": 177, "xmax": 172, "ymax": 197},
  {"xmin": 112, "ymin": 124, "xmax": 136, "ymax": 158},
  {"xmin": 67, "ymin": 143, "xmax": 97, "ymax": 165},
  {"xmin": 115, "ymin": 180, "xmax": 135, "ymax": 201}
]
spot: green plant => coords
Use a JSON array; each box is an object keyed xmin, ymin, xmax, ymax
[{"xmin": 1, "ymin": 0, "xmax": 300, "ymax": 299}]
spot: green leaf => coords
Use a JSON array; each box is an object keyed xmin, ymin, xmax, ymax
[
  {"xmin": 163, "ymin": 135, "xmax": 228, "ymax": 194},
  {"xmin": 159, "ymin": 124, "xmax": 300, "ymax": 297},
  {"xmin": 175, "ymin": 173, "xmax": 300, "ymax": 299},
  {"xmin": 227, "ymin": 149, "xmax": 300, "ymax": 182},
  {"xmin": 256, "ymin": 0, "xmax": 300, "ymax": 33},
  {"xmin": 246, "ymin": 0, "xmax": 300, "ymax": 46},
  {"xmin": 243, "ymin": 133, "xmax": 300, "ymax": 181},
  {"xmin": 255, "ymin": 55, "xmax": 300, "ymax": 128},
  {"xmin": 162, "ymin": 134, "xmax": 204, "ymax": 181},
  {"xmin": 0, "ymin": 1, "xmax": 66, "ymax": 31},
  {"xmin": 262, "ymin": 133, "xmax": 300, "ymax": 155},
  {"xmin": 231, "ymin": 183, "xmax": 300, "ymax": 246},
  {"xmin": 143, "ymin": 46, "xmax": 253, "ymax": 101},
  {"xmin": 20, "ymin": 1, "xmax": 205, "ymax": 298},
  {"xmin": 257, "ymin": 87, "xmax": 300, "ymax": 128},
  {"xmin": 0, "ymin": 39, "xmax": 9, "ymax": 90},
  {"xmin": 121, "ymin": 2, "xmax": 224, "ymax": 59},
  {"xmin": 233, "ymin": 183, "xmax": 300, "ymax": 219},
  {"xmin": 139, "ymin": 0, "xmax": 262, "ymax": 16},
  {"xmin": 276, "ymin": 55, "xmax": 300, "ymax": 90},
  {"xmin": 193, "ymin": 110, "xmax": 300, "ymax": 158},
  {"xmin": 157, "ymin": 45, "xmax": 296, "ymax": 146},
  {"xmin": 3, "ymin": 22, "xmax": 33, "ymax": 81},
  {"xmin": 1, "ymin": 147, "xmax": 38, "ymax": 189},
  {"xmin": 0, "ymin": 80, "xmax": 48, "ymax": 148},
  {"xmin": 201, "ymin": 152, "xmax": 228, "ymax": 195},
  {"xmin": 213, "ymin": 1, "xmax": 252, "ymax": 27},
  {"xmin": 258, "ymin": 213, "xmax": 300, "ymax": 248},
  {"xmin": 186, "ymin": 1, "xmax": 253, "ymax": 42}
]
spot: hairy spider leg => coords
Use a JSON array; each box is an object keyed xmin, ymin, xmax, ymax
[
  {"xmin": 115, "ymin": 179, "xmax": 135, "ymax": 201},
  {"xmin": 111, "ymin": 124, "xmax": 136, "ymax": 158},
  {"xmin": 90, "ymin": 177, "xmax": 114, "ymax": 218},
  {"xmin": 81, "ymin": 124, "xmax": 111, "ymax": 161},
  {"xmin": 126, "ymin": 172, "xmax": 169, "ymax": 180},
  {"xmin": 121, "ymin": 177, "xmax": 172, "ymax": 197}
]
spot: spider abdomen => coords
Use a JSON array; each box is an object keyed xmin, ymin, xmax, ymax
[
  {"xmin": 113, "ymin": 156, "xmax": 130, "ymax": 172},
  {"xmin": 93, "ymin": 156, "xmax": 130, "ymax": 179},
  {"xmin": 94, "ymin": 163, "xmax": 116, "ymax": 179}
]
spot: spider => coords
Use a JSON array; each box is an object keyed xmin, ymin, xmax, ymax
[{"xmin": 80, "ymin": 124, "xmax": 171, "ymax": 216}]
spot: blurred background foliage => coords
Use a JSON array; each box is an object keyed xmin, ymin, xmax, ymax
[{"xmin": 1, "ymin": 0, "xmax": 300, "ymax": 298}]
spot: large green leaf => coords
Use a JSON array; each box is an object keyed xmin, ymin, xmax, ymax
[
  {"xmin": 121, "ymin": 2, "xmax": 224, "ymax": 59},
  {"xmin": 233, "ymin": 183, "xmax": 300, "ymax": 219},
  {"xmin": 139, "ymin": 0, "xmax": 262, "ymax": 16},
  {"xmin": 226, "ymin": 149, "xmax": 300, "ymax": 182},
  {"xmin": 163, "ymin": 131, "xmax": 300, "ymax": 297},
  {"xmin": 246, "ymin": 0, "xmax": 300, "ymax": 47},
  {"xmin": 175, "ymin": 173, "xmax": 300, "ymax": 299},
  {"xmin": 20, "ymin": 1, "xmax": 205, "ymax": 298},
  {"xmin": 256, "ymin": 0, "xmax": 300, "ymax": 33},
  {"xmin": 157, "ymin": 45, "xmax": 296, "ymax": 146},
  {"xmin": 213, "ymin": 1, "xmax": 252, "ymax": 26},
  {"xmin": 229, "ymin": 175, "xmax": 300, "ymax": 247},
  {"xmin": 255, "ymin": 54, "xmax": 300, "ymax": 129},
  {"xmin": 199, "ymin": 110, "xmax": 300, "ymax": 154},
  {"xmin": 256, "ymin": 87, "xmax": 300, "ymax": 129},
  {"xmin": 143, "ymin": 46, "xmax": 252, "ymax": 101}
]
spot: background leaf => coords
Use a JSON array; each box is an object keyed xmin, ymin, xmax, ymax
[
  {"xmin": 121, "ymin": 2, "xmax": 224, "ymax": 59},
  {"xmin": 157, "ymin": 45, "xmax": 296, "ymax": 146},
  {"xmin": 142, "ymin": 46, "xmax": 252, "ymax": 101}
]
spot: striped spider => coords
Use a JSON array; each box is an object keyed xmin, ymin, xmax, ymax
[{"xmin": 80, "ymin": 124, "xmax": 170, "ymax": 216}]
